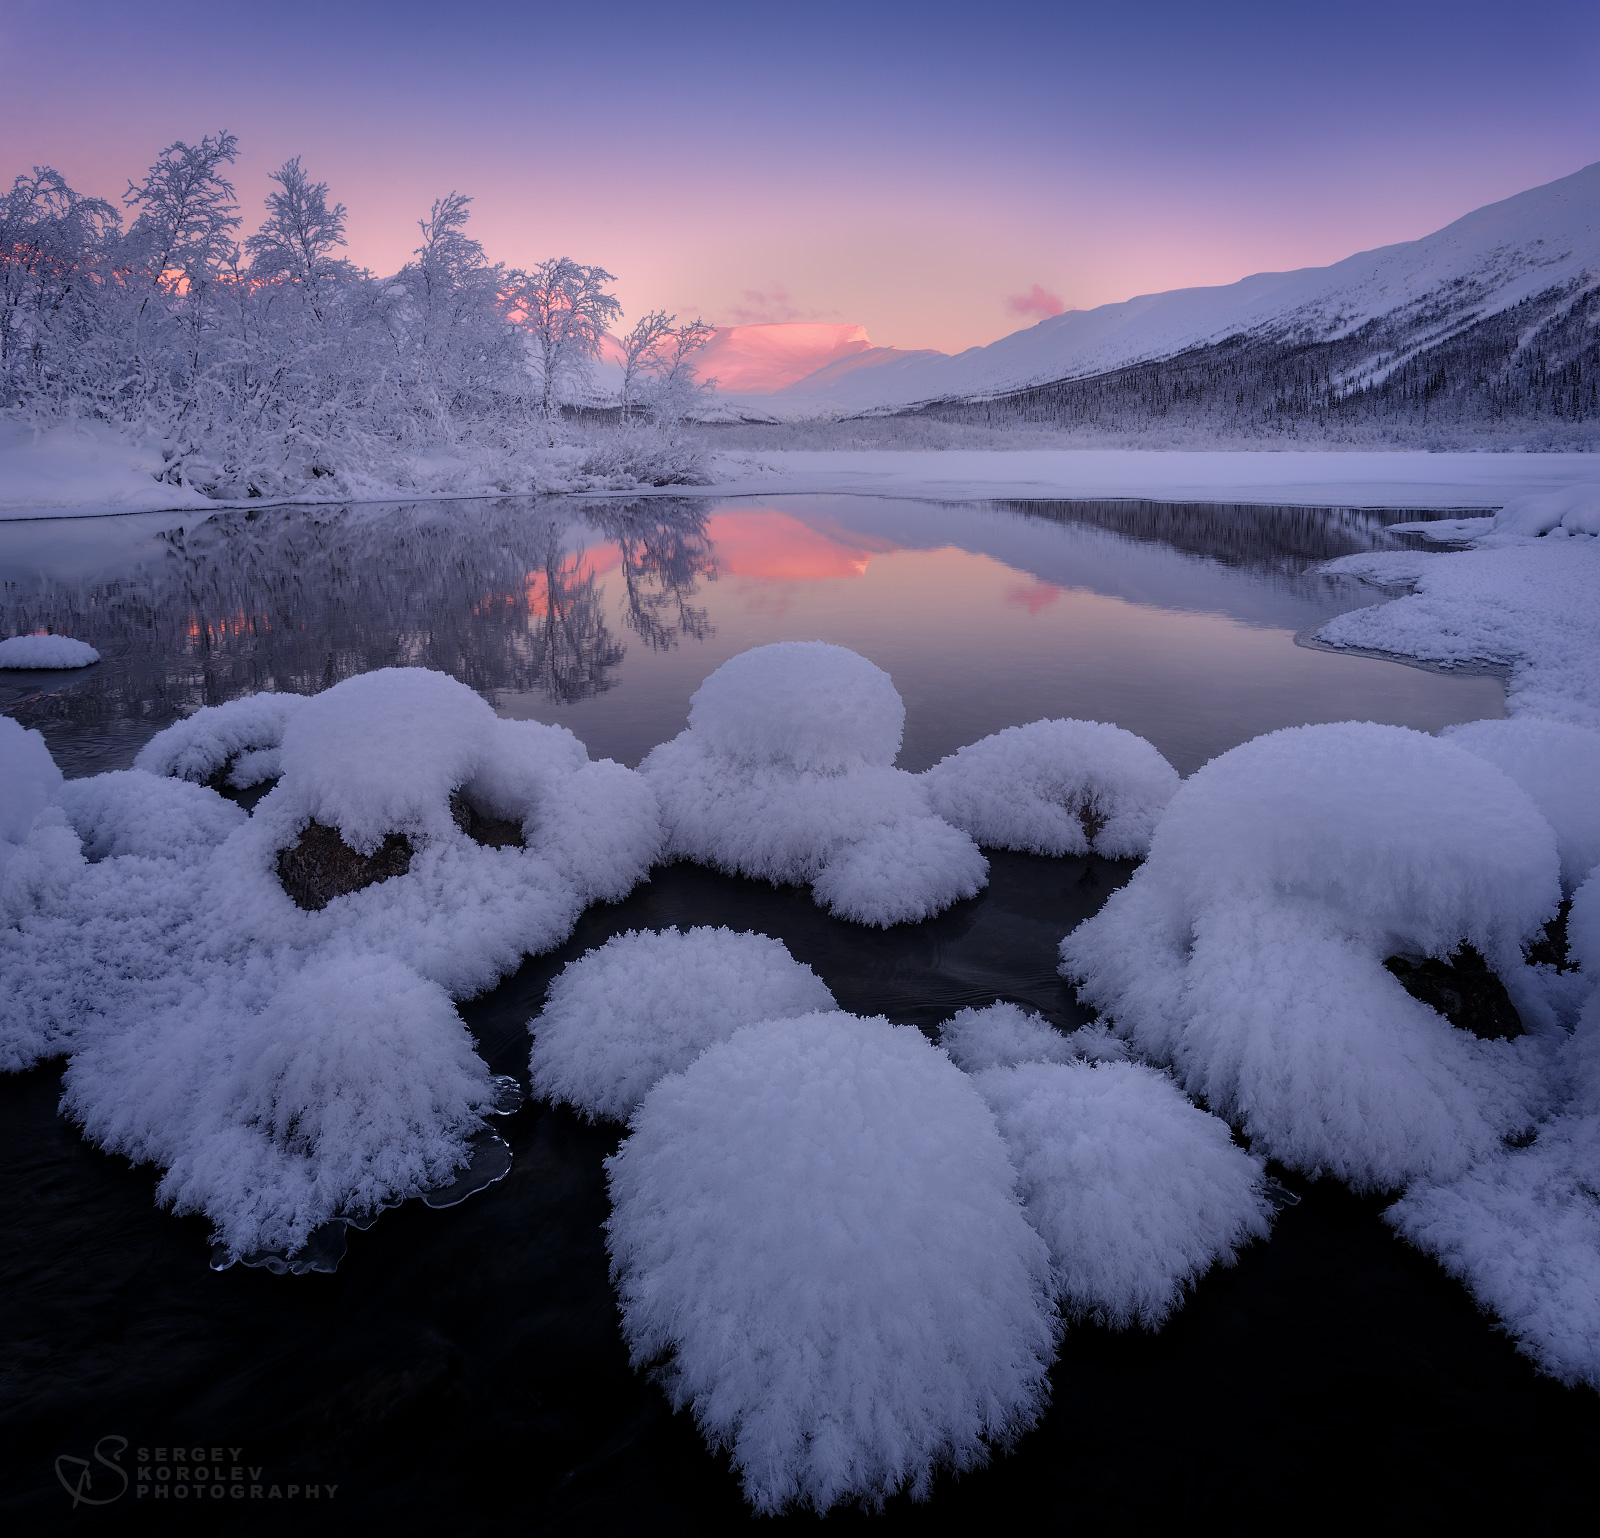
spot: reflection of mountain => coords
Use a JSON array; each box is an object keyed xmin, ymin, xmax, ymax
[
  {"xmin": 2, "ymin": 498, "xmax": 716, "ymax": 757},
  {"xmin": 983, "ymin": 498, "xmax": 1423, "ymax": 578}
]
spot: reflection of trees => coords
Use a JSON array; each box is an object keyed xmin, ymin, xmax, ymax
[
  {"xmin": 527, "ymin": 546, "xmax": 627, "ymax": 703},
  {"xmin": 584, "ymin": 499, "xmax": 717, "ymax": 653},
  {"xmin": 0, "ymin": 496, "xmax": 717, "ymax": 754}
]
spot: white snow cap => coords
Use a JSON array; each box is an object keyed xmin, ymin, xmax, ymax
[
  {"xmin": 973, "ymin": 1059, "xmax": 1270, "ymax": 1328},
  {"xmin": 923, "ymin": 718, "xmax": 1179, "ymax": 858},
  {"xmin": 0, "ymin": 716, "xmax": 64, "ymax": 867},
  {"xmin": 135, "ymin": 691, "xmax": 308, "ymax": 785},
  {"xmin": 0, "ymin": 634, "xmax": 99, "ymax": 668},
  {"xmin": 688, "ymin": 641, "xmax": 905, "ymax": 773},
  {"xmin": 1061, "ymin": 723, "xmax": 1562, "ymax": 1190},
  {"xmin": 529, "ymin": 927, "xmax": 836, "ymax": 1122},
  {"xmin": 1442, "ymin": 717, "xmax": 1600, "ymax": 894},
  {"xmin": 642, "ymin": 644, "xmax": 987, "ymax": 925},
  {"xmin": 1491, "ymin": 483, "xmax": 1600, "ymax": 540},
  {"xmin": 605, "ymin": 1010, "xmax": 1057, "ymax": 1515}
]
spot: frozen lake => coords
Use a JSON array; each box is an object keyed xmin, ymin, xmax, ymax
[
  {"xmin": 6, "ymin": 493, "xmax": 1587, "ymax": 1533},
  {"xmin": 0, "ymin": 492, "xmax": 1500, "ymax": 778}
]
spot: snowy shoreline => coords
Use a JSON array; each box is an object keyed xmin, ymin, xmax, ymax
[{"xmin": 5, "ymin": 432, "xmax": 1600, "ymax": 522}]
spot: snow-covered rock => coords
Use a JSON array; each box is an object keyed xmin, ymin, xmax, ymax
[
  {"xmin": 604, "ymin": 1010, "xmax": 1057, "ymax": 1514},
  {"xmin": 0, "ymin": 633, "xmax": 99, "ymax": 668},
  {"xmin": 529, "ymin": 927, "xmax": 836, "ymax": 1122},
  {"xmin": 641, "ymin": 643, "xmax": 987, "ymax": 925},
  {"xmin": 1, "ymin": 667, "xmax": 663, "ymax": 1259},
  {"xmin": 923, "ymin": 718, "xmax": 1178, "ymax": 858},
  {"xmin": 1060, "ymin": 723, "xmax": 1562, "ymax": 1190}
]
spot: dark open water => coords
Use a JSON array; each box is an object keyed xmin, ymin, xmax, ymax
[{"xmin": 3, "ymin": 494, "xmax": 1591, "ymax": 1532}]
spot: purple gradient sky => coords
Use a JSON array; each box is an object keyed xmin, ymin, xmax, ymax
[{"xmin": 5, "ymin": 0, "xmax": 1597, "ymax": 352}]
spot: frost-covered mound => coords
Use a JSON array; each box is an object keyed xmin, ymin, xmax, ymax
[
  {"xmin": 1318, "ymin": 539, "xmax": 1600, "ymax": 729},
  {"xmin": 974, "ymin": 1061, "xmax": 1270, "ymax": 1328},
  {"xmin": 939, "ymin": 1001, "xmax": 1268, "ymax": 1327},
  {"xmin": 0, "ymin": 717, "xmax": 64, "ymax": 883},
  {"xmin": 605, "ymin": 1010, "xmax": 1057, "ymax": 1514},
  {"xmin": 923, "ymin": 718, "xmax": 1178, "ymax": 858},
  {"xmin": 0, "ymin": 633, "xmax": 99, "ymax": 668},
  {"xmin": 1490, "ymin": 482, "xmax": 1600, "ymax": 540},
  {"xmin": 1441, "ymin": 718, "xmax": 1600, "ymax": 894},
  {"xmin": 1, "ymin": 668, "xmax": 662, "ymax": 1260},
  {"xmin": 641, "ymin": 643, "xmax": 988, "ymax": 925},
  {"xmin": 1060, "ymin": 723, "xmax": 1562, "ymax": 1190},
  {"xmin": 1388, "ymin": 869, "xmax": 1600, "ymax": 1388},
  {"xmin": 529, "ymin": 927, "xmax": 836, "ymax": 1121},
  {"xmin": 133, "ymin": 690, "xmax": 308, "ymax": 789}
]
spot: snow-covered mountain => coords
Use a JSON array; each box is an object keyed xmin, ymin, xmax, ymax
[{"xmin": 753, "ymin": 161, "xmax": 1600, "ymax": 420}]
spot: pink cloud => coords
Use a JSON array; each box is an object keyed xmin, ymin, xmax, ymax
[
  {"xmin": 1006, "ymin": 284, "xmax": 1067, "ymax": 320},
  {"xmin": 728, "ymin": 285, "xmax": 804, "ymax": 325}
]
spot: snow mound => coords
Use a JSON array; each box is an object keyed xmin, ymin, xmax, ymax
[
  {"xmin": 1491, "ymin": 483, "xmax": 1600, "ymax": 540},
  {"xmin": 939, "ymin": 1000, "xmax": 1127, "ymax": 1074},
  {"xmin": 1442, "ymin": 718, "xmax": 1600, "ymax": 894},
  {"xmin": 135, "ymin": 691, "xmax": 308, "ymax": 786},
  {"xmin": 529, "ymin": 927, "xmax": 836, "ymax": 1121},
  {"xmin": 641, "ymin": 645, "xmax": 987, "ymax": 925},
  {"xmin": 973, "ymin": 1059, "xmax": 1271, "ymax": 1327},
  {"xmin": 605, "ymin": 1010, "xmax": 1057, "ymax": 1514},
  {"xmin": 0, "ymin": 717, "xmax": 64, "ymax": 881},
  {"xmin": 0, "ymin": 634, "xmax": 99, "ymax": 668},
  {"xmin": 63, "ymin": 950, "xmax": 497, "ymax": 1257},
  {"xmin": 1060, "ymin": 723, "xmax": 1562, "ymax": 1190},
  {"xmin": 2, "ymin": 668, "xmax": 663, "ymax": 1259},
  {"xmin": 688, "ymin": 641, "xmax": 904, "ymax": 773},
  {"xmin": 1570, "ymin": 867, "xmax": 1600, "ymax": 976},
  {"xmin": 923, "ymin": 718, "xmax": 1179, "ymax": 857},
  {"xmin": 1388, "ymin": 1097, "xmax": 1600, "ymax": 1391}
]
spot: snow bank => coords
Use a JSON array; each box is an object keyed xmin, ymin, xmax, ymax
[
  {"xmin": 0, "ymin": 420, "xmax": 214, "ymax": 519},
  {"xmin": 1060, "ymin": 723, "xmax": 1562, "ymax": 1190},
  {"xmin": 1442, "ymin": 719, "xmax": 1600, "ymax": 893},
  {"xmin": 529, "ymin": 927, "xmax": 836, "ymax": 1121},
  {"xmin": 133, "ymin": 691, "xmax": 307, "ymax": 786},
  {"xmin": 1, "ymin": 668, "xmax": 662, "ymax": 1258},
  {"xmin": 605, "ymin": 1010, "xmax": 1057, "ymax": 1514},
  {"xmin": 1490, "ymin": 482, "xmax": 1600, "ymax": 540},
  {"xmin": 0, "ymin": 634, "xmax": 100, "ymax": 668},
  {"xmin": 923, "ymin": 719, "xmax": 1178, "ymax": 858},
  {"xmin": 973, "ymin": 1060, "xmax": 1270, "ymax": 1328},
  {"xmin": 641, "ymin": 644, "xmax": 987, "ymax": 925},
  {"xmin": 1319, "ymin": 538, "xmax": 1600, "ymax": 729}
]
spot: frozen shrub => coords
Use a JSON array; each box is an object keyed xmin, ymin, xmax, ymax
[
  {"xmin": 0, "ymin": 634, "xmax": 99, "ymax": 668},
  {"xmin": 0, "ymin": 716, "xmax": 63, "ymax": 880},
  {"xmin": 605, "ymin": 1010, "xmax": 1057, "ymax": 1514},
  {"xmin": 1061, "ymin": 723, "xmax": 1562, "ymax": 1189},
  {"xmin": 923, "ymin": 718, "xmax": 1179, "ymax": 858},
  {"xmin": 529, "ymin": 927, "xmax": 836, "ymax": 1121},
  {"xmin": 641, "ymin": 644, "xmax": 987, "ymax": 925}
]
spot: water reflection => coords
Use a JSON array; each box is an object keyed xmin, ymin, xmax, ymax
[{"xmin": 0, "ymin": 492, "xmax": 1501, "ymax": 779}]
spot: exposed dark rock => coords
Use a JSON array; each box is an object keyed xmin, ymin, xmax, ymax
[
  {"xmin": 449, "ymin": 792, "xmax": 525, "ymax": 850},
  {"xmin": 1077, "ymin": 801, "xmax": 1107, "ymax": 843},
  {"xmin": 1526, "ymin": 901, "xmax": 1575, "ymax": 972},
  {"xmin": 200, "ymin": 757, "xmax": 277, "ymax": 813},
  {"xmin": 277, "ymin": 822, "xmax": 413, "ymax": 911},
  {"xmin": 1383, "ymin": 944, "xmax": 1524, "ymax": 1040}
]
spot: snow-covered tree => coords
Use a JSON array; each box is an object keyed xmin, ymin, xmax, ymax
[
  {"xmin": 616, "ymin": 309, "xmax": 674, "ymax": 420},
  {"xmin": 511, "ymin": 257, "xmax": 622, "ymax": 420}
]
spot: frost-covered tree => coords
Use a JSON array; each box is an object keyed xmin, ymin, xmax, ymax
[
  {"xmin": 0, "ymin": 168, "xmax": 119, "ymax": 415},
  {"xmin": 643, "ymin": 317, "xmax": 716, "ymax": 424},
  {"xmin": 616, "ymin": 309, "xmax": 674, "ymax": 420},
  {"xmin": 244, "ymin": 157, "xmax": 351, "ymax": 319},
  {"xmin": 511, "ymin": 257, "xmax": 622, "ymax": 419}
]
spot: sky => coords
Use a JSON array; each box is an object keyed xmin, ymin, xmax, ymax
[{"xmin": 4, "ymin": 0, "xmax": 1598, "ymax": 354}]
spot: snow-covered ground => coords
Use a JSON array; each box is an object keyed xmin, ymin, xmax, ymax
[{"xmin": 8, "ymin": 426, "xmax": 1600, "ymax": 522}]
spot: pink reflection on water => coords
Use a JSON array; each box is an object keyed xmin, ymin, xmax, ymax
[
  {"xmin": 1006, "ymin": 579, "xmax": 1062, "ymax": 615},
  {"xmin": 706, "ymin": 510, "xmax": 878, "ymax": 579}
]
